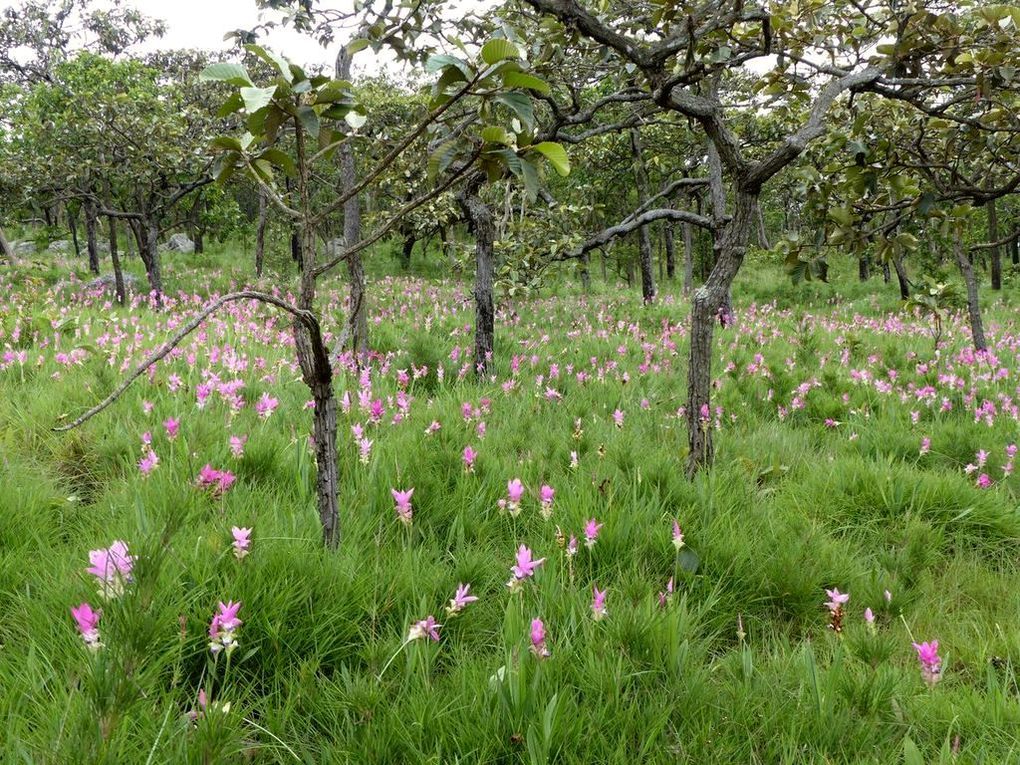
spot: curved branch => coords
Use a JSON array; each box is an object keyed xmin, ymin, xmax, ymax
[
  {"xmin": 54, "ymin": 291, "xmax": 325, "ymax": 432},
  {"xmin": 555, "ymin": 207, "xmax": 713, "ymax": 261}
]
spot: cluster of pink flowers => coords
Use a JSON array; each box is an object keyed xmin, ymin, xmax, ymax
[
  {"xmin": 196, "ymin": 464, "xmax": 236, "ymax": 496},
  {"xmin": 391, "ymin": 488, "xmax": 414, "ymax": 525},
  {"xmin": 86, "ymin": 540, "xmax": 135, "ymax": 599},
  {"xmin": 824, "ymin": 587, "xmax": 849, "ymax": 633},
  {"xmin": 231, "ymin": 527, "xmax": 252, "ymax": 559},
  {"xmin": 208, "ymin": 600, "xmax": 243, "ymax": 655},
  {"xmin": 507, "ymin": 544, "xmax": 545, "ymax": 591}
]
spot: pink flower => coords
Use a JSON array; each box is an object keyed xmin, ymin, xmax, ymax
[
  {"xmin": 920, "ymin": 437, "xmax": 931, "ymax": 455},
  {"xmin": 864, "ymin": 607, "xmax": 874, "ymax": 624},
  {"xmin": 504, "ymin": 478, "xmax": 524, "ymax": 515},
  {"xmin": 231, "ymin": 527, "xmax": 251, "ymax": 559},
  {"xmin": 913, "ymin": 640, "xmax": 942, "ymax": 687},
  {"xmin": 254, "ymin": 392, "xmax": 278, "ymax": 419},
  {"xmin": 446, "ymin": 583, "xmax": 478, "ymax": 617},
  {"xmin": 566, "ymin": 535, "xmax": 579, "ymax": 557},
  {"xmin": 569, "ymin": 451, "xmax": 579, "ymax": 469},
  {"xmin": 657, "ymin": 577, "xmax": 674, "ymax": 608},
  {"xmin": 208, "ymin": 601, "xmax": 242, "ymax": 655},
  {"xmin": 583, "ymin": 518, "xmax": 603, "ymax": 548},
  {"xmin": 138, "ymin": 449, "xmax": 159, "ymax": 476},
  {"xmin": 591, "ymin": 586, "xmax": 608, "ymax": 620},
  {"xmin": 508, "ymin": 544, "xmax": 545, "ymax": 590},
  {"xmin": 976, "ymin": 473, "xmax": 992, "ymax": 489},
  {"xmin": 462, "ymin": 445, "xmax": 476, "ymax": 472},
  {"xmin": 391, "ymin": 488, "xmax": 414, "ymax": 525},
  {"xmin": 884, "ymin": 589, "xmax": 892, "ymax": 603},
  {"xmin": 164, "ymin": 417, "xmax": 180, "ymax": 440},
  {"xmin": 539, "ymin": 484, "xmax": 554, "ymax": 519},
  {"xmin": 530, "ymin": 618, "xmax": 550, "ymax": 658},
  {"xmin": 197, "ymin": 465, "xmax": 236, "ymax": 496},
  {"xmin": 672, "ymin": 520, "xmax": 685, "ymax": 551},
  {"xmin": 408, "ymin": 615, "xmax": 441, "ymax": 642},
  {"xmin": 86, "ymin": 540, "xmax": 135, "ymax": 598},
  {"xmin": 229, "ymin": 435, "xmax": 247, "ymax": 458},
  {"xmin": 71, "ymin": 603, "xmax": 102, "ymax": 649},
  {"xmin": 612, "ymin": 409, "xmax": 624, "ymax": 428},
  {"xmin": 424, "ymin": 420, "xmax": 441, "ymax": 436},
  {"xmin": 824, "ymin": 588, "xmax": 850, "ymax": 612}
]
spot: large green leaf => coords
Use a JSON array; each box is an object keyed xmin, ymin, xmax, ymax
[
  {"xmin": 428, "ymin": 140, "xmax": 462, "ymax": 180},
  {"xmin": 529, "ymin": 141, "xmax": 570, "ymax": 176},
  {"xmin": 425, "ymin": 54, "xmax": 473, "ymax": 79},
  {"xmin": 258, "ymin": 148, "xmax": 296, "ymax": 177},
  {"xmin": 297, "ymin": 106, "xmax": 320, "ymax": 140},
  {"xmin": 240, "ymin": 86, "xmax": 277, "ymax": 114},
  {"xmin": 493, "ymin": 93, "xmax": 535, "ymax": 129},
  {"xmin": 200, "ymin": 62, "xmax": 252, "ymax": 87},
  {"xmin": 502, "ymin": 70, "xmax": 551, "ymax": 95},
  {"xmin": 244, "ymin": 44, "xmax": 293, "ymax": 83},
  {"xmin": 480, "ymin": 125, "xmax": 512, "ymax": 145},
  {"xmin": 481, "ymin": 39, "xmax": 520, "ymax": 65}
]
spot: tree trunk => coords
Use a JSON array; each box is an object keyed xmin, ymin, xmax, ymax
[
  {"xmin": 400, "ymin": 231, "xmax": 415, "ymax": 270},
  {"xmin": 84, "ymin": 199, "xmax": 100, "ymax": 275},
  {"xmin": 682, "ymin": 217, "xmax": 694, "ymax": 296},
  {"xmin": 892, "ymin": 255, "xmax": 909, "ymax": 299},
  {"xmin": 255, "ymin": 188, "xmax": 268, "ymax": 277},
  {"xmin": 664, "ymin": 222, "xmax": 676, "ymax": 280},
  {"xmin": 987, "ymin": 199, "xmax": 1002, "ymax": 291},
  {"xmin": 459, "ymin": 176, "xmax": 495, "ymax": 377},
  {"xmin": 68, "ymin": 206, "xmax": 81, "ymax": 258},
  {"xmin": 337, "ymin": 47, "xmax": 368, "ymax": 355},
  {"xmin": 755, "ymin": 201, "xmax": 770, "ymax": 249},
  {"xmin": 1010, "ymin": 229, "xmax": 1019, "ymax": 265},
  {"xmin": 858, "ymin": 255, "xmax": 870, "ymax": 281},
  {"xmin": 0, "ymin": 225, "xmax": 12, "ymax": 262},
  {"xmin": 686, "ymin": 190, "xmax": 757, "ymax": 477},
  {"xmin": 137, "ymin": 216, "xmax": 163, "ymax": 305},
  {"xmin": 882, "ymin": 260, "xmax": 891, "ymax": 283},
  {"xmin": 630, "ymin": 128, "xmax": 656, "ymax": 303},
  {"xmin": 953, "ymin": 227, "xmax": 986, "ymax": 352},
  {"xmin": 107, "ymin": 215, "xmax": 125, "ymax": 305},
  {"xmin": 580, "ymin": 250, "xmax": 591, "ymax": 290}
]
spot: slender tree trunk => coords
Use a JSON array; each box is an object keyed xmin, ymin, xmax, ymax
[
  {"xmin": 400, "ymin": 231, "xmax": 415, "ymax": 269},
  {"xmin": 1010, "ymin": 228, "xmax": 1019, "ymax": 265},
  {"xmin": 293, "ymin": 116, "xmax": 341, "ymax": 548},
  {"xmin": 107, "ymin": 215, "xmax": 125, "ymax": 305},
  {"xmin": 953, "ymin": 227, "xmax": 986, "ymax": 352},
  {"xmin": 858, "ymin": 255, "xmax": 870, "ymax": 281},
  {"xmin": 68, "ymin": 206, "xmax": 81, "ymax": 258},
  {"xmin": 459, "ymin": 175, "xmax": 495, "ymax": 377},
  {"xmin": 337, "ymin": 47, "xmax": 368, "ymax": 355},
  {"xmin": 580, "ymin": 250, "xmax": 591, "ymax": 290},
  {"xmin": 987, "ymin": 200, "xmax": 1002, "ymax": 291},
  {"xmin": 84, "ymin": 199, "xmax": 100, "ymax": 275},
  {"xmin": 892, "ymin": 255, "xmax": 909, "ymax": 299},
  {"xmin": 682, "ymin": 218, "xmax": 694, "ymax": 296},
  {"xmin": 143, "ymin": 218, "xmax": 164, "ymax": 304},
  {"xmin": 665, "ymin": 222, "xmax": 676, "ymax": 280},
  {"xmin": 686, "ymin": 190, "xmax": 757, "ymax": 476},
  {"xmin": 630, "ymin": 128, "xmax": 656, "ymax": 303},
  {"xmin": 0, "ymin": 225, "xmax": 12, "ymax": 262},
  {"xmin": 255, "ymin": 188, "xmax": 268, "ymax": 277},
  {"xmin": 755, "ymin": 201, "xmax": 770, "ymax": 249},
  {"xmin": 882, "ymin": 260, "xmax": 891, "ymax": 283}
]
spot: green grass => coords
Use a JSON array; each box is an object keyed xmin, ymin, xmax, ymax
[{"xmin": 2, "ymin": 247, "xmax": 1020, "ymax": 763}]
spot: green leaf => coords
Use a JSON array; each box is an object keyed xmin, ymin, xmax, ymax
[
  {"xmin": 297, "ymin": 106, "xmax": 320, "ymax": 139},
  {"xmin": 678, "ymin": 547, "xmax": 700, "ymax": 574},
  {"xmin": 428, "ymin": 140, "xmax": 461, "ymax": 180},
  {"xmin": 200, "ymin": 62, "xmax": 252, "ymax": 87},
  {"xmin": 212, "ymin": 152, "xmax": 240, "ymax": 184},
  {"xmin": 216, "ymin": 92, "xmax": 245, "ymax": 118},
  {"xmin": 426, "ymin": 54, "xmax": 473, "ymax": 79},
  {"xmin": 346, "ymin": 38, "xmax": 371, "ymax": 54},
  {"xmin": 210, "ymin": 136, "xmax": 245, "ymax": 152},
  {"xmin": 480, "ymin": 125, "xmax": 512, "ymax": 145},
  {"xmin": 902, "ymin": 737, "xmax": 923, "ymax": 765},
  {"xmin": 258, "ymin": 148, "xmax": 296, "ymax": 177},
  {"xmin": 501, "ymin": 70, "xmax": 551, "ymax": 95},
  {"xmin": 344, "ymin": 111, "xmax": 367, "ymax": 130},
  {"xmin": 313, "ymin": 79, "xmax": 354, "ymax": 105},
  {"xmin": 520, "ymin": 157, "xmax": 540, "ymax": 202},
  {"xmin": 481, "ymin": 39, "xmax": 520, "ymax": 65},
  {"xmin": 244, "ymin": 44, "xmax": 293, "ymax": 83},
  {"xmin": 529, "ymin": 141, "xmax": 570, "ymax": 176},
  {"xmin": 240, "ymin": 86, "xmax": 277, "ymax": 114},
  {"xmin": 493, "ymin": 92, "xmax": 535, "ymax": 130}
]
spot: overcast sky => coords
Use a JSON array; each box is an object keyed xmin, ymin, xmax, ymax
[{"xmin": 0, "ymin": 0, "xmax": 365, "ymax": 70}]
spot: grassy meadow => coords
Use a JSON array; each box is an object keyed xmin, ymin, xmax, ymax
[{"xmin": 2, "ymin": 247, "xmax": 1020, "ymax": 763}]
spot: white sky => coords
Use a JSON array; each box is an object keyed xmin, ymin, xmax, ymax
[{"xmin": 0, "ymin": 0, "xmax": 373, "ymax": 72}]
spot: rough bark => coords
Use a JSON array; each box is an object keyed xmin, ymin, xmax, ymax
[
  {"xmin": 84, "ymin": 198, "xmax": 100, "ymax": 275},
  {"xmin": 858, "ymin": 255, "xmax": 870, "ymax": 281},
  {"xmin": 255, "ymin": 188, "xmax": 268, "ymax": 277},
  {"xmin": 630, "ymin": 129, "xmax": 656, "ymax": 303},
  {"xmin": 882, "ymin": 260, "xmax": 891, "ymax": 283},
  {"xmin": 892, "ymin": 255, "xmax": 909, "ymax": 299},
  {"xmin": 686, "ymin": 190, "xmax": 757, "ymax": 477},
  {"xmin": 682, "ymin": 217, "xmax": 694, "ymax": 296},
  {"xmin": 400, "ymin": 231, "xmax": 415, "ymax": 269},
  {"xmin": 459, "ymin": 176, "xmax": 495, "ymax": 377},
  {"xmin": 0, "ymin": 225, "xmax": 12, "ymax": 262},
  {"xmin": 67, "ymin": 207, "xmax": 81, "ymax": 258},
  {"xmin": 294, "ymin": 116, "xmax": 340, "ymax": 548},
  {"xmin": 107, "ymin": 215, "xmax": 125, "ymax": 305},
  {"xmin": 337, "ymin": 46, "xmax": 368, "ymax": 355},
  {"xmin": 953, "ymin": 227, "xmax": 986, "ymax": 352},
  {"xmin": 987, "ymin": 199, "xmax": 1001, "ymax": 291},
  {"xmin": 664, "ymin": 221, "xmax": 676, "ymax": 280}
]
